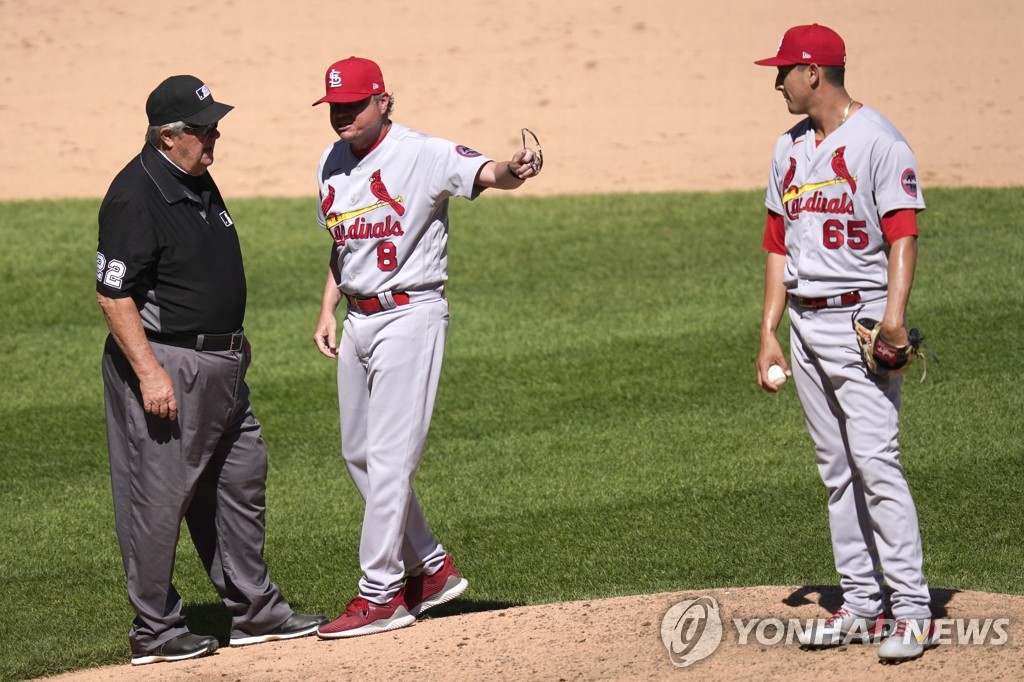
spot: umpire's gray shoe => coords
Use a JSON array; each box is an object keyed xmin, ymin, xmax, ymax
[
  {"xmin": 229, "ymin": 613, "xmax": 330, "ymax": 646},
  {"xmin": 131, "ymin": 632, "xmax": 218, "ymax": 665},
  {"xmin": 878, "ymin": 618, "xmax": 938, "ymax": 663},
  {"xmin": 797, "ymin": 608, "xmax": 887, "ymax": 647}
]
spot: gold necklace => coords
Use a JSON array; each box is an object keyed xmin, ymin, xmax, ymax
[{"xmin": 841, "ymin": 98, "xmax": 855, "ymax": 125}]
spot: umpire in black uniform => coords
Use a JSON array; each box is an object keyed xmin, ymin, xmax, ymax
[{"xmin": 96, "ymin": 75, "xmax": 325, "ymax": 665}]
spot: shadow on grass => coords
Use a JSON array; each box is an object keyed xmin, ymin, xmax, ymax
[{"xmin": 782, "ymin": 584, "xmax": 957, "ymax": 619}]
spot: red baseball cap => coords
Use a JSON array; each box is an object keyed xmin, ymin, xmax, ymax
[
  {"xmin": 312, "ymin": 57, "xmax": 386, "ymax": 106},
  {"xmin": 754, "ymin": 24, "xmax": 846, "ymax": 67}
]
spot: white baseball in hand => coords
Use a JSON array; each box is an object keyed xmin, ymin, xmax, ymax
[{"xmin": 767, "ymin": 364, "xmax": 788, "ymax": 388}]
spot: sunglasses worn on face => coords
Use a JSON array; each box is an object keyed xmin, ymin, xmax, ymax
[{"xmin": 183, "ymin": 122, "xmax": 218, "ymax": 137}]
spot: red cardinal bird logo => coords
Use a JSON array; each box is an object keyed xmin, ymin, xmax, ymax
[
  {"xmin": 368, "ymin": 170, "xmax": 405, "ymax": 216},
  {"xmin": 831, "ymin": 147, "xmax": 857, "ymax": 195},
  {"xmin": 320, "ymin": 185, "xmax": 335, "ymax": 216},
  {"xmin": 782, "ymin": 158, "xmax": 797, "ymax": 196}
]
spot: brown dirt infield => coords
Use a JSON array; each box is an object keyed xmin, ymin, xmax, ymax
[
  {"xmin": 41, "ymin": 587, "xmax": 1024, "ymax": 681},
  {"xmin": 2, "ymin": 0, "xmax": 1021, "ymax": 200},
  {"xmin": 7, "ymin": 0, "xmax": 1021, "ymax": 679}
]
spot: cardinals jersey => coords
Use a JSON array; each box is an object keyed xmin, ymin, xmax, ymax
[
  {"xmin": 764, "ymin": 105, "xmax": 925, "ymax": 299},
  {"xmin": 317, "ymin": 123, "xmax": 491, "ymax": 297}
]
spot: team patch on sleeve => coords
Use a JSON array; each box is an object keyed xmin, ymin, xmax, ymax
[
  {"xmin": 901, "ymin": 169, "xmax": 919, "ymax": 197},
  {"xmin": 455, "ymin": 145, "xmax": 481, "ymax": 158}
]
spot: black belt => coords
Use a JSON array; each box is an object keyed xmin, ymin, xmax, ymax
[{"xmin": 145, "ymin": 329, "xmax": 245, "ymax": 352}]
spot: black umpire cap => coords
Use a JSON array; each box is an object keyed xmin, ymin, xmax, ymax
[{"xmin": 146, "ymin": 75, "xmax": 234, "ymax": 126}]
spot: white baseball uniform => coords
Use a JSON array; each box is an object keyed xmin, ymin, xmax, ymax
[
  {"xmin": 763, "ymin": 105, "xmax": 930, "ymax": 620},
  {"xmin": 317, "ymin": 122, "xmax": 490, "ymax": 603}
]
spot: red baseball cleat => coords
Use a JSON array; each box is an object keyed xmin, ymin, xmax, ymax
[
  {"xmin": 317, "ymin": 592, "xmax": 415, "ymax": 639},
  {"xmin": 404, "ymin": 554, "xmax": 469, "ymax": 617}
]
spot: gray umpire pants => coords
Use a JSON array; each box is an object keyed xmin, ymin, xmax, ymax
[{"xmin": 102, "ymin": 336, "xmax": 293, "ymax": 655}]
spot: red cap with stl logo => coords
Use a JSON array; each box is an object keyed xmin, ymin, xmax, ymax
[
  {"xmin": 754, "ymin": 24, "xmax": 847, "ymax": 67},
  {"xmin": 313, "ymin": 57, "xmax": 386, "ymax": 105}
]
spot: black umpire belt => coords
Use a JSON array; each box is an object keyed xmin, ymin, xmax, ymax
[
  {"xmin": 792, "ymin": 291, "xmax": 862, "ymax": 309},
  {"xmin": 145, "ymin": 329, "xmax": 245, "ymax": 352}
]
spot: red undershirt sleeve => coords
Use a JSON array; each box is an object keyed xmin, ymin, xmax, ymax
[
  {"xmin": 762, "ymin": 210, "xmax": 786, "ymax": 254},
  {"xmin": 881, "ymin": 208, "xmax": 919, "ymax": 243}
]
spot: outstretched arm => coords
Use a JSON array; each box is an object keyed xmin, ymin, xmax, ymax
[{"xmin": 475, "ymin": 146, "xmax": 542, "ymax": 189}]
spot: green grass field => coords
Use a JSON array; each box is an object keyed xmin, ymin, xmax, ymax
[{"xmin": 0, "ymin": 188, "xmax": 1021, "ymax": 680}]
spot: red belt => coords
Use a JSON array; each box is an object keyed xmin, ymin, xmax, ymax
[
  {"xmin": 347, "ymin": 292, "xmax": 411, "ymax": 313},
  {"xmin": 793, "ymin": 291, "xmax": 862, "ymax": 309}
]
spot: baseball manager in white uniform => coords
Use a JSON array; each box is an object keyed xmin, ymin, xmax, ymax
[
  {"xmin": 311, "ymin": 57, "xmax": 541, "ymax": 638},
  {"xmin": 753, "ymin": 25, "xmax": 934, "ymax": 663}
]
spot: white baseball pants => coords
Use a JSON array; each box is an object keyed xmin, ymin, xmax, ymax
[
  {"xmin": 789, "ymin": 298, "xmax": 931, "ymax": 620},
  {"xmin": 338, "ymin": 296, "xmax": 449, "ymax": 603}
]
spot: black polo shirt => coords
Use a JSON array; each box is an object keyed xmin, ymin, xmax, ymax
[{"xmin": 96, "ymin": 144, "xmax": 246, "ymax": 334}]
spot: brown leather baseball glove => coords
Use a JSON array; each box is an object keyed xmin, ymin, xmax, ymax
[{"xmin": 852, "ymin": 317, "xmax": 926, "ymax": 380}]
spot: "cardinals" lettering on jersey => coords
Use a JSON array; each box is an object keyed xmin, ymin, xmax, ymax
[
  {"xmin": 784, "ymin": 190, "xmax": 855, "ymax": 220},
  {"xmin": 329, "ymin": 215, "xmax": 404, "ymax": 247}
]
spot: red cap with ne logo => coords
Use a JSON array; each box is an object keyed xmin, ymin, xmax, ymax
[
  {"xmin": 754, "ymin": 24, "xmax": 847, "ymax": 67},
  {"xmin": 313, "ymin": 57, "xmax": 386, "ymax": 105}
]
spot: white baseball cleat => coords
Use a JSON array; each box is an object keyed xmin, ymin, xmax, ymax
[
  {"xmin": 797, "ymin": 607, "xmax": 887, "ymax": 647},
  {"xmin": 878, "ymin": 618, "xmax": 939, "ymax": 663}
]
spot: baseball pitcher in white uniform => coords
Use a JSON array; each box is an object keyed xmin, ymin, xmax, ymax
[
  {"xmin": 753, "ymin": 25, "xmax": 936, "ymax": 663},
  {"xmin": 310, "ymin": 56, "xmax": 541, "ymax": 639}
]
